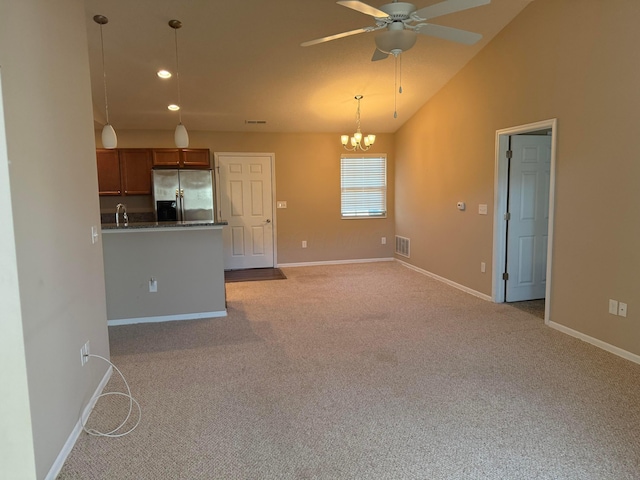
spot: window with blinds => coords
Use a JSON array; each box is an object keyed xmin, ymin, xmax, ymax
[{"xmin": 340, "ymin": 155, "xmax": 387, "ymax": 218}]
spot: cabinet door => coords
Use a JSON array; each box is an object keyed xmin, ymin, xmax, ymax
[
  {"xmin": 96, "ymin": 149, "xmax": 122, "ymax": 195},
  {"xmin": 120, "ymin": 149, "xmax": 152, "ymax": 195},
  {"xmin": 152, "ymin": 148, "xmax": 181, "ymax": 167},
  {"xmin": 181, "ymin": 149, "xmax": 210, "ymax": 168}
]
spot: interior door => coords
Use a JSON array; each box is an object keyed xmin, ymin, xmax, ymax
[
  {"xmin": 217, "ymin": 154, "xmax": 274, "ymax": 270},
  {"xmin": 505, "ymin": 135, "xmax": 551, "ymax": 302}
]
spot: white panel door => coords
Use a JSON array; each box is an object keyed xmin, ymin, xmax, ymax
[
  {"xmin": 217, "ymin": 154, "xmax": 274, "ymax": 270},
  {"xmin": 506, "ymin": 135, "xmax": 551, "ymax": 302}
]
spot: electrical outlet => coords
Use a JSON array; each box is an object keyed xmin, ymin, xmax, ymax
[
  {"xmin": 381, "ymin": 237, "xmax": 387, "ymax": 245},
  {"xmin": 302, "ymin": 240, "xmax": 307, "ymax": 248},
  {"xmin": 609, "ymin": 299, "xmax": 618, "ymax": 315},
  {"xmin": 80, "ymin": 340, "xmax": 90, "ymax": 366},
  {"xmin": 618, "ymin": 302, "xmax": 628, "ymax": 317},
  {"xmin": 149, "ymin": 277, "xmax": 158, "ymax": 293}
]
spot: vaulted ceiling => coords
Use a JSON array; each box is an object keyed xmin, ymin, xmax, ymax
[{"xmin": 84, "ymin": 0, "xmax": 534, "ymax": 135}]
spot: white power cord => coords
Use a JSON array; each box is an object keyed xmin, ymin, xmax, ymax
[{"xmin": 81, "ymin": 354, "xmax": 141, "ymax": 438}]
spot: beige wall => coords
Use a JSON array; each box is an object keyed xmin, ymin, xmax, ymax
[
  {"xmin": 98, "ymin": 130, "xmax": 396, "ymax": 264},
  {"xmin": 395, "ymin": 0, "xmax": 640, "ymax": 356},
  {"xmin": 0, "ymin": 0, "xmax": 110, "ymax": 477}
]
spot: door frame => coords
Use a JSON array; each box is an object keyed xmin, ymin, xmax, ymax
[
  {"xmin": 213, "ymin": 152, "xmax": 277, "ymax": 268},
  {"xmin": 492, "ymin": 119, "xmax": 557, "ymax": 324}
]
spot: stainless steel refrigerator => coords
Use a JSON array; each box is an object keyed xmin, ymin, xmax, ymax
[{"xmin": 152, "ymin": 169, "xmax": 214, "ymax": 222}]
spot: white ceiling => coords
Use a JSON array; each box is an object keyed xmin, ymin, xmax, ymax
[{"xmin": 84, "ymin": 0, "xmax": 533, "ymax": 134}]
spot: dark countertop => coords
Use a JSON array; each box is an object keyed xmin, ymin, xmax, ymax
[{"xmin": 102, "ymin": 220, "xmax": 227, "ymax": 231}]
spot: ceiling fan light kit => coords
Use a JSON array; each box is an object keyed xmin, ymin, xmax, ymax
[
  {"xmin": 342, "ymin": 95, "xmax": 376, "ymax": 152},
  {"xmin": 374, "ymin": 27, "xmax": 417, "ymax": 55},
  {"xmin": 94, "ymin": 14, "xmax": 117, "ymax": 149}
]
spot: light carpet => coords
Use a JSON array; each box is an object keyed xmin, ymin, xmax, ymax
[{"xmin": 58, "ymin": 262, "xmax": 640, "ymax": 479}]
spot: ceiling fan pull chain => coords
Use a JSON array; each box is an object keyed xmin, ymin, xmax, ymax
[
  {"xmin": 399, "ymin": 54, "xmax": 403, "ymax": 94},
  {"xmin": 393, "ymin": 54, "xmax": 399, "ymax": 119}
]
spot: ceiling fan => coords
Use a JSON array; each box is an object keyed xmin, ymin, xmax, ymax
[{"xmin": 301, "ymin": 0, "xmax": 490, "ymax": 61}]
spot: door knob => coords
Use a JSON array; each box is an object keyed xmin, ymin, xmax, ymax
[{"xmin": 265, "ymin": 219, "xmax": 271, "ymax": 224}]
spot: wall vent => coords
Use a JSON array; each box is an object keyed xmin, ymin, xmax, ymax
[{"xmin": 395, "ymin": 235, "xmax": 410, "ymax": 258}]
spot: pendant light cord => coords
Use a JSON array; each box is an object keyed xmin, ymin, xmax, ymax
[
  {"xmin": 99, "ymin": 24, "xmax": 110, "ymax": 125},
  {"xmin": 174, "ymin": 27, "xmax": 183, "ymax": 124}
]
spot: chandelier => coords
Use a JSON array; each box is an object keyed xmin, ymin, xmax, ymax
[{"xmin": 341, "ymin": 95, "xmax": 376, "ymax": 151}]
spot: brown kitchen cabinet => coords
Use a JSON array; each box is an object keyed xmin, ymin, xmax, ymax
[
  {"xmin": 96, "ymin": 149, "xmax": 122, "ymax": 195},
  {"xmin": 152, "ymin": 148, "xmax": 210, "ymax": 169},
  {"xmin": 96, "ymin": 148, "xmax": 152, "ymax": 196}
]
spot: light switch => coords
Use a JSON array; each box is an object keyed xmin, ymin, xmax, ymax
[
  {"xmin": 478, "ymin": 204, "xmax": 488, "ymax": 215},
  {"xmin": 277, "ymin": 201, "xmax": 287, "ymax": 208},
  {"xmin": 91, "ymin": 226, "xmax": 99, "ymax": 244}
]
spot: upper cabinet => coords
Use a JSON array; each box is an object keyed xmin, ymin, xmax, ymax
[
  {"xmin": 119, "ymin": 149, "xmax": 153, "ymax": 195},
  {"xmin": 152, "ymin": 148, "xmax": 210, "ymax": 169},
  {"xmin": 96, "ymin": 149, "xmax": 121, "ymax": 195},
  {"xmin": 96, "ymin": 148, "xmax": 152, "ymax": 196}
]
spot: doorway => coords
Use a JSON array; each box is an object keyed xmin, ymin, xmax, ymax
[
  {"xmin": 492, "ymin": 119, "xmax": 557, "ymax": 324},
  {"xmin": 214, "ymin": 152, "xmax": 277, "ymax": 270}
]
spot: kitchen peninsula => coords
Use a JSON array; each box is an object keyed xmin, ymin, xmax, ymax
[{"xmin": 102, "ymin": 220, "xmax": 227, "ymax": 325}]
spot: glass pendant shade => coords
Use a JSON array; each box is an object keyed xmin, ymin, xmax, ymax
[
  {"xmin": 101, "ymin": 123, "xmax": 117, "ymax": 149},
  {"xmin": 175, "ymin": 123, "xmax": 189, "ymax": 148}
]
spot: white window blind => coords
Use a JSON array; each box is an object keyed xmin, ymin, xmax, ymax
[{"xmin": 340, "ymin": 155, "xmax": 387, "ymax": 218}]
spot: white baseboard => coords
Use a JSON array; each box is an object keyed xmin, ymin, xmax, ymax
[
  {"xmin": 107, "ymin": 310, "xmax": 227, "ymax": 326},
  {"xmin": 45, "ymin": 365, "xmax": 113, "ymax": 480},
  {"xmin": 548, "ymin": 321, "xmax": 640, "ymax": 366},
  {"xmin": 278, "ymin": 257, "xmax": 395, "ymax": 268},
  {"xmin": 396, "ymin": 259, "xmax": 493, "ymax": 302}
]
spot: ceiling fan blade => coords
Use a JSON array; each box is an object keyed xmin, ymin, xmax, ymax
[
  {"xmin": 415, "ymin": 23, "xmax": 482, "ymax": 45},
  {"xmin": 413, "ymin": 0, "xmax": 490, "ymax": 21},
  {"xmin": 371, "ymin": 48, "xmax": 389, "ymax": 61},
  {"xmin": 301, "ymin": 27, "xmax": 371, "ymax": 47},
  {"xmin": 337, "ymin": 1, "xmax": 389, "ymax": 18}
]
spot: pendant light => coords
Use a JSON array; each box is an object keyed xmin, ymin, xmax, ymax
[
  {"xmin": 341, "ymin": 95, "xmax": 376, "ymax": 152},
  {"xmin": 169, "ymin": 19, "xmax": 189, "ymax": 148},
  {"xmin": 94, "ymin": 15, "xmax": 117, "ymax": 149}
]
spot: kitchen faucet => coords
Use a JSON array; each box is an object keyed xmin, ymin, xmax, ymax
[{"xmin": 115, "ymin": 203, "xmax": 128, "ymax": 227}]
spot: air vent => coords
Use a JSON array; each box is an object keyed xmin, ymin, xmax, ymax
[
  {"xmin": 244, "ymin": 120, "xmax": 267, "ymax": 124},
  {"xmin": 395, "ymin": 235, "xmax": 410, "ymax": 258}
]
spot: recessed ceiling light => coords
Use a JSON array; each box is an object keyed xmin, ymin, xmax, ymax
[
  {"xmin": 168, "ymin": 104, "xmax": 180, "ymax": 111},
  {"xmin": 157, "ymin": 70, "xmax": 172, "ymax": 79}
]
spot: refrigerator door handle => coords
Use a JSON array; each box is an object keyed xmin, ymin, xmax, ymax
[
  {"xmin": 175, "ymin": 189, "xmax": 181, "ymax": 222},
  {"xmin": 180, "ymin": 189, "xmax": 185, "ymax": 221}
]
